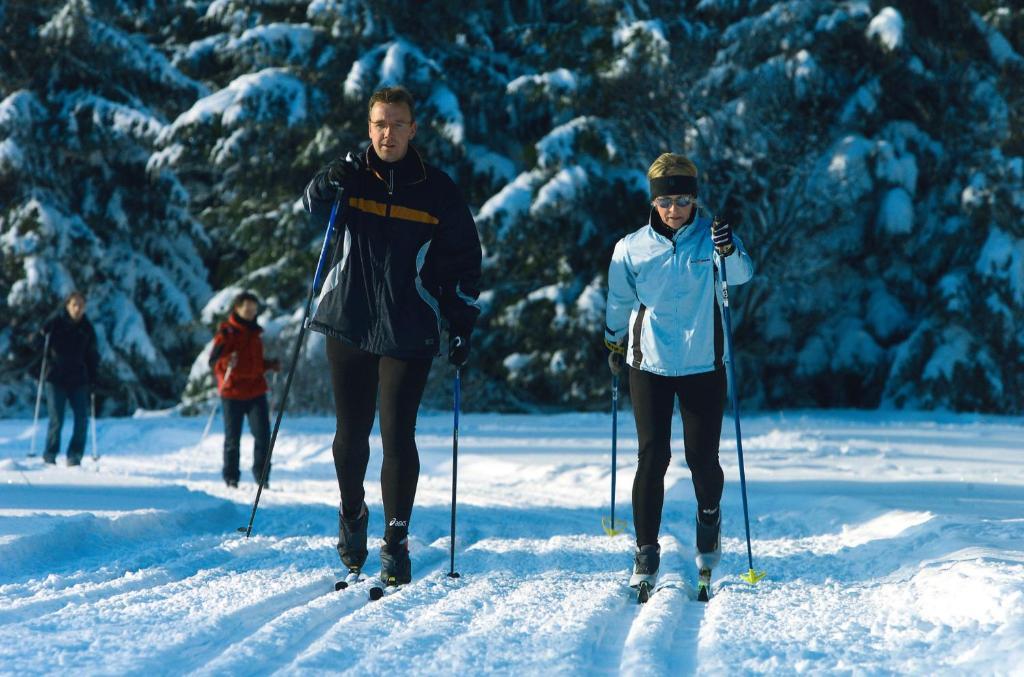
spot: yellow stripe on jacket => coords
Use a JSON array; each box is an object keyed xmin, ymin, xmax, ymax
[{"xmin": 348, "ymin": 198, "xmax": 439, "ymax": 225}]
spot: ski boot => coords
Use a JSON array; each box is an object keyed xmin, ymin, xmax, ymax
[
  {"xmin": 629, "ymin": 543, "xmax": 660, "ymax": 603},
  {"xmin": 695, "ymin": 507, "xmax": 721, "ymax": 602},
  {"xmin": 379, "ymin": 537, "xmax": 412, "ymax": 587},
  {"xmin": 336, "ymin": 501, "xmax": 369, "ymax": 575}
]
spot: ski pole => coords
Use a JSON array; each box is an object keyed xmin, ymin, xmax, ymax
[
  {"xmin": 714, "ymin": 217, "xmax": 765, "ymax": 585},
  {"xmin": 28, "ymin": 334, "xmax": 50, "ymax": 458},
  {"xmin": 602, "ymin": 372, "xmax": 626, "ymax": 535},
  {"xmin": 90, "ymin": 392, "xmax": 99, "ymax": 462},
  {"xmin": 268, "ymin": 370, "xmax": 280, "ymax": 421},
  {"xmin": 448, "ymin": 363, "xmax": 462, "ymax": 578},
  {"xmin": 188, "ymin": 366, "xmax": 232, "ymax": 482},
  {"xmin": 239, "ymin": 191, "xmax": 346, "ymax": 537}
]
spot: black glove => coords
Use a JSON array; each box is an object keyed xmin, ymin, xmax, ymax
[
  {"xmin": 711, "ymin": 219, "xmax": 735, "ymax": 256},
  {"xmin": 325, "ymin": 151, "xmax": 364, "ymax": 190},
  {"xmin": 449, "ymin": 334, "xmax": 471, "ymax": 367},
  {"xmin": 605, "ymin": 338, "xmax": 626, "ymax": 375}
]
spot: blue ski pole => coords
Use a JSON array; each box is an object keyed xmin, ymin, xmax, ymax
[
  {"xmin": 448, "ymin": 363, "xmax": 462, "ymax": 578},
  {"xmin": 239, "ymin": 190, "xmax": 346, "ymax": 537},
  {"xmin": 714, "ymin": 217, "xmax": 765, "ymax": 584},
  {"xmin": 602, "ymin": 372, "xmax": 626, "ymax": 535}
]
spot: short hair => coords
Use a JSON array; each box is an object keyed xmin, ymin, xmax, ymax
[
  {"xmin": 367, "ymin": 86, "xmax": 416, "ymax": 121},
  {"xmin": 647, "ymin": 153, "xmax": 698, "ymax": 180},
  {"xmin": 232, "ymin": 291, "xmax": 260, "ymax": 309},
  {"xmin": 64, "ymin": 290, "xmax": 86, "ymax": 305}
]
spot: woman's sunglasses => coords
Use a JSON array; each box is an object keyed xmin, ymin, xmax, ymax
[{"xmin": 652, "ymin": 195, "xmax": 696, "ymax": 209}]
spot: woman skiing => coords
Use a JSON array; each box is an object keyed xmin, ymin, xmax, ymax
[{"xmin": 604, "ymin": 153, "xmax": 754, "ymax": 599}]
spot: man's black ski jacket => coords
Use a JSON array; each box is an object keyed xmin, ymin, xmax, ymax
[{"xmin": 302, "ymin": 144, "xmax": 482, "ymax": 359}]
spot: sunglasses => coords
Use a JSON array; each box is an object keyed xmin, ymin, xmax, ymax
[{"xmin": 653, "ymin": 195, "xmax": 696, "ymax": 209}]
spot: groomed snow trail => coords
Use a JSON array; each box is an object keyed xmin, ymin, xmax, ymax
[{"xmin": 1, "ymin": 410, "xmax": 1023, "ymax": 675}]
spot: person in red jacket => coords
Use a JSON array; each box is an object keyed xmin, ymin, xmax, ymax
[{"xmin": 208, "ymin": 291, "xmax": 280, "ymax": 488}]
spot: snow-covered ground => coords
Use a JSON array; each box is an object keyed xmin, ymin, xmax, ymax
[{"xmin": 1, "ymin": 408, "xmax": 1022, "ymax": 675}]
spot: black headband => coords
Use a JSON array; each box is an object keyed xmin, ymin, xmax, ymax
[{"xmin": 649, "ymin": 175, "xmax": 698, "ymax": 200}]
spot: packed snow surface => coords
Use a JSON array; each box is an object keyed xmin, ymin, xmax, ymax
[{"xmin": 1, "ymin": 409, "xmax": 1022, "ymax": 675}]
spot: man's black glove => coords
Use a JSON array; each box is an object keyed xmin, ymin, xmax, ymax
[
  {"xmin": 449, "ymin": 334, "xmax": 471, "ymax": 367},
  {"xmin": 711, "ymin": 219, "xmax": 735, "ymax": 257},
  {"xmin": 325, "ymin": 151, "xmax": 364, "ymax": 190}
]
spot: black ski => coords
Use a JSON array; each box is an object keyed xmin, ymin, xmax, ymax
[
  {"xmin": 369, "ymin": 584, "xmax": 403, "ymax": 601},
  {"xmin": 335, "ymin": 571, "xmax": 363, "ymax": 591},
  {"xmin": 696, "ymin": 567, "xmax": 712, "ymax": 602},
  {"xmin": 635, "ymin": 581, "xmax": 652, "ymax": 604}
]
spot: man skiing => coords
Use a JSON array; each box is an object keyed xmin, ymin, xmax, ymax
[
  {"xmin": 209, "ymin": 291, "xmax": 280, "ymax": 488},
  {"xmin": 302, "ymin": 85, "xmax": 482, "ymax": 588},
  {"xmin": 39, "ymin": 291, "xmax": 99, "ymax": 466},
  {"xmin": 604, "ymin": 153, "xmax": 754, "ymax": 601}
]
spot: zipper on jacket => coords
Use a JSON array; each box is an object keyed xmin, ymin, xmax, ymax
[
  {"xmin": 386, "ymin": 168, "xmax": 394, "ymax": 216},
  {"xmin": 372, "ymin": 167, "xmax": 395, "ymax": 349}
]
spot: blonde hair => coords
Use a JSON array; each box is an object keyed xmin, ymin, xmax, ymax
[{"xmin": 647, "ymin": 153, "xmax": 698, "ymax": 180}]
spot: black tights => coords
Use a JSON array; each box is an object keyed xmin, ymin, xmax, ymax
[
  {"xmin": 629, "ymin": 367, "xmax": 726, "ymax": 547},
  {"xmin": 326, "ymin": 338, "xmax": 432, "ymax": 543}
]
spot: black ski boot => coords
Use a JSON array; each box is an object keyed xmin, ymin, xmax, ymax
[
  {"xmin": 695, "ymin": 506, "xmax": 721, "ymax": 570},
  {"xmin": 695, "ymin": 507, "xmax": 721, "ymax": 602},
  {"xmin": 379, "ymin": 537, "xmax": 411, "ymax": 586},
  {"xmin": 336, "ymin": 502, "xmax": 368, "ymax": 574},
  {"xmin": 629, "ymin": 543, "xmax": 660, "ymax": 603}
]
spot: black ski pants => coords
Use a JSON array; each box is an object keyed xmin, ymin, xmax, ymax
[
  {"xmin": 222, "ymin": 394, "xmax": 270, "ymax": 484},
  {"xmin": 44, "ymin": 383, "xmax": 89, "ymax": 464},
  {"xmin": 629, "ymin": 366, "xmax": 727, "ymax": 547},
  {"xmin": 326, "ymin": 338, "xmax": 432, "ymax": 545}
]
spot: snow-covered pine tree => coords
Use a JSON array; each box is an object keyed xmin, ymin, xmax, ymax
[
  {"xmin": 3, "ymin": 0, "xmax": 1021, "ymax": 414},
  {"xmin": 672, "ymin": 1, "xmax": 1024, "ymax": 412},
  {"xmin": 0, "ymin": 0, "xmax": 211, "ymax": 414}
]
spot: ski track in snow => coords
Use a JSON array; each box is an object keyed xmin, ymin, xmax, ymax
[{"xmin": 1, "ymin": 410, "xmax": 1023, "ymax": 675}]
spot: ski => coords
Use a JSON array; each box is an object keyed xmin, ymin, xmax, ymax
[
  {"xmin": 368, "ymin": 576, "xmax": 408, "ymax": 601},
  {"xmin": 696, "ymin": 567, "xmax": 712, "ymax": 602},
  {"xmin": 368, "ymin": 584, "xmax": 396, "ymax": 601},
  {"xmin": 334, "ymin": 571, "xmax": 363, "ymax": 591},
  {"xmin": 635, "ymin": 581, "xmax": 652, "ymax": 604}
]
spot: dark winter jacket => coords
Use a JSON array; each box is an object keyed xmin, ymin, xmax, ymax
[
  {"xmin": 41, "ymin": 310, "xmax": 99, "ymax": 388},
  {"xmin": 302, "ymin": 144, "xmax": 482, "ymax": 359},
  {"xmin": 209, "ymin": 312, "xmax": 275, "ymax": 400}
]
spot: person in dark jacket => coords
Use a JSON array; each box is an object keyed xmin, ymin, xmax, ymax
[
  {"xmin": 208, "ymin": 291, "xmax": 280, "ymax": 488},
  {"xmin": 40, "ymin": 291, "xmax": 99, "ymax": 466},
  {"xmin": 302, "ymin": 85, "xmax": 482, "ymax": 588}
]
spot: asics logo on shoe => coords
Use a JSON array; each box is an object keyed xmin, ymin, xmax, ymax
[{"xmin": 388, "ymin": 518, "xmax": 408, "ymax": 527}]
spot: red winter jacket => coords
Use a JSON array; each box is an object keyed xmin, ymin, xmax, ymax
[{"xmin": 208, "ymin": 312, "xmax": 276, "ymax": 400}]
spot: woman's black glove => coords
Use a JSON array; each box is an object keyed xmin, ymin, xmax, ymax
[
  {"xmin": 711, "ymin": 219, "xmax": 735, "ymax": 256},
  {"xmin": 605, "ymin": 338, "xmax": 626, "ymax": 375}
]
